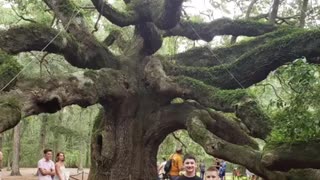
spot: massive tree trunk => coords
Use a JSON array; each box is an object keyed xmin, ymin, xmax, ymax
[
  {"xmin": 10, "ymin": 122, "xmax": 21, "ymax": 176},
  {"xmin": 88, "ymin": 95, "xmax": 165, "ymax": 179}
]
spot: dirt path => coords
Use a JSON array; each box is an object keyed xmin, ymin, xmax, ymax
[{"xmin": 0, "ymin": 168, "xmax": 89, "ymax": 180}]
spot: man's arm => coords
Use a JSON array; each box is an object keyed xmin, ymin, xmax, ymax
[
  {"xmin": 49, "ymin": 162, "xmax": 56, "ymax": 176},
  {"xmin": 38, "ymin": 160, "xmax": 48, "ymax": 175},
  {"xmin": 38, "ymin": 168, "xmax": 49, "ymax": 175}
]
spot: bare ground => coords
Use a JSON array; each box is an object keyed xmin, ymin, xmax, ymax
[{"xmin": 0, "ymin": 168, "xmax": 89, "ymax": 180}]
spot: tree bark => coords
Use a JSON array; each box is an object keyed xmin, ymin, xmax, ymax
[
  {"xmin": 299, "ymin": 0, "xmax": 309, "ymax": 28},
  {"xmin": 10, "ymin": 122, "xmax": 21, "ymax": 176},
  {"xmin": 88, "ymin": 89, "xmax": 179, "ymax": 180},
  {"xmin": 269, "ymin": 0, "xmax": 280, "ymax": 24}
]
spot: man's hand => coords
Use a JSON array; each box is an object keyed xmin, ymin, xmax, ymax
[{"xmin": 49, "ymin": 168, "xmax": 56, "ymax": 176}]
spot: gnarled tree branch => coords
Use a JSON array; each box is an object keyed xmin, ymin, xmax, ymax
[
  {"xmin": 165, "ymin": 29, "xmax": 320, "ymax": 89},
  {"xmin": 43, "ymin": 0, "xmax": 119, "ymax": 69},
  {"xmin": 186, "ymin": 115, "xmax": 286, "ymax": 180},
  {"xmin": 262, "ymin": 141, "xmax": 320, "ymax": 171},
  {"xmin": 144, "ymin": 57, "xmax": 271, "ymax": 139},
  {"xmin": 171, "ymin": 28, "xmax": 292, "ymax": 67},
  {"xmin": 0, "ymin": 25, "xmax": 116, "ymax": 69},
  {"xmin": 164, "ymin": 19, "xmax": 276, "ymax": 41},
  {"xmin": 0, "ymin": 68, "xmax": 128, "ymax": 133},
  {"xmin": 173, "ymin": 76, "xmax": 271, "ymax": 139},
  {"xmin": 91, "ymin": 0, "xmax": 139, "ymax": 27},
  {"xmin": 144, "ymin": 102, "xmax": 258, "ymax": 150}
]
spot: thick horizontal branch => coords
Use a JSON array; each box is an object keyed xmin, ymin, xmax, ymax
[
  {"xmin": 0, "ymin": 25, "xmax": 67, "ymax": 55},
  {"xmin": 165, "ymin": 28, "xmax": 320, "ymax": 89},
  {"xmin": 262, "ymin": 141, "xmax": 320, "ymax": 171},
  {"xmin": 91, "ymin": 0, "xmax": 139, "ymax": 27},
  {"xmin": 164, "ymin": 18, "xmax": 276, "ymax": 41},
  {"xmin": 0, "ymin": 69, "xmax": 128, "ymax": 133},
  {"xmin": 0, "ymin": 24, "xmax": 119, "ymax": 69},
  {"xmin": 172, "ymin": 28, "xmax": 293, "ymax": 67},
  {"xmin": 43, "ymin": 0, "xmax": 119, "ymax": 69}
]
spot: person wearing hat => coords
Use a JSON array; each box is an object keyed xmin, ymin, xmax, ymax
[{"xmin": 169, "ymin": 147, "xmax": 184, "ymax": 180}]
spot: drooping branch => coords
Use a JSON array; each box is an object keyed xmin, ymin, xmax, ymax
[
  {"xmin": 0, "ymin": 68, "xmax": 129, "ymax": 133},
  {"xmin": 171, "ymin": 28, "xmax": 292, "ymax": 67},
  {"xmin": 91, "ymin": 0, "xmax": 139, "ymax": 27},
  {"xmin": 173, "ymin": 76, "xmax": 271, "ymax": 139},
  {"xmin": 262, "ymin": 141, "xmax": 320, "ymax": 171},
  {"xmin": 165, "ymin": 28, "xmax": 320, "ymax": 89},
  {"xmin": 43, "ymin": 0, "xmax": 119, "ymax": 69},
  {"xmin": 164, "ymin": 19, "xmax": 276, "ymax": 41},
  {"xmin": 185, "ymin": 116, "xmax": 286, "ymax": 180},
  {"xmin": 144, "ymin": 102, "xmax": 258, "ymax": 151}
]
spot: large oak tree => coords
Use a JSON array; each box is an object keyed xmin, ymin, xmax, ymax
[{"xmin": 0, "ymin": 0, "xmax": 320, "ymax": 179}]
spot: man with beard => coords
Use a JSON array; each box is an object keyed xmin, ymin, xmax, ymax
[{"xmin": 177, "ymin": 155, "xmax": 201, "ymax": 180}]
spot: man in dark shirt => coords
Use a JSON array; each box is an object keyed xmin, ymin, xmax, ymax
[{"xmin": 177, "ymin": 154, "xmax": 201, "ymax": 180}]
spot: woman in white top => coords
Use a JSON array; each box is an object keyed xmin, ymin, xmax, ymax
[{"xmin": 54, "ymin": 152, "xmax": 69, "ymax": 180}]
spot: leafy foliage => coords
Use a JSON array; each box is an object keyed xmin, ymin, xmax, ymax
[{"xmin": 251, "ymin": 59, "xmax": 320, "ymax": 142}]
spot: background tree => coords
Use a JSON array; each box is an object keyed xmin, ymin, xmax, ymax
[
  {"xmin": 0, "ymin": 0, "xmax": 320, "ymax": 179},
  {"xmin": 10, "ymin": 121, "xmax": 21, "ymax": 176}
]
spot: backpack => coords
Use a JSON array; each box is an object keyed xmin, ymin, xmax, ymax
[{"xmin": 164, "ymin": 159, "xmax": 172, "ymax": 174}]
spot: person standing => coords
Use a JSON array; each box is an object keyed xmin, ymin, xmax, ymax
[
  {"xmin": 38, "ymin": 149, "xmax": 55, "ymax": 180},
  {"xmin": 199, "ymin": 161, "xmax": 206, "ymax": 180},
  {"xmin": 54, "ymin": 152, "xmax": 69, "ymax": 180},
  {"xmin": 218, "ymin": 160, "xmax": 227, "ymax": 180},
  {"xmin": 169, "ymin": 147, "xmax": 184, "ymax": 180},
  {"xmin": 176, "ymin": 154, "xmax": 201, "ymax": 180}
]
